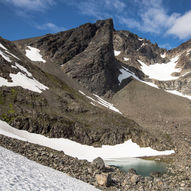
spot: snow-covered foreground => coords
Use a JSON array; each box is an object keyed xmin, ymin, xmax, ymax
[
  {"xmin": 0, "ymin": 120, "xmax": 174, "ymax": 162},
  {"xmin": 0, "ymin": 146, "xmax": 99, "ymax": 191},
  {"xmin": 25, "ymin": 46, "xmax": 46, "ymax": 63}
]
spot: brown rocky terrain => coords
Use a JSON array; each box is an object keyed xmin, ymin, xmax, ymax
[{"xmin": 0, "ymin": 135, "xmax": 190, "ymax": 190}]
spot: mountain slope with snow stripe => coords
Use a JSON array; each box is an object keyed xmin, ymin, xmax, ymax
[{"xmin": 0, "ymin": 120, "xmax": 175, "ymax": 162}]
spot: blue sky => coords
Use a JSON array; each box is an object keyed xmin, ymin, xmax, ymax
[{"xmin": 0, "ymin": 0, "xmax": 191, "ymax": 49}]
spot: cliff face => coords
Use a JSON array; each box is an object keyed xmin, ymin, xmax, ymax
[{"xmin": 14, "ymin": 19, "xmax": 119, "ymax": 96}]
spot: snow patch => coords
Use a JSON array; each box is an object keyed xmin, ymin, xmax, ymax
[
  {"xmin": 118, "ymin": 66, "xmax": 139, "ymax": 84},
  {"xmin": 93, "ymin": 94, "xmax": 122, "ymax": 114},
  {"xmin": 138, "ymin": 56, "xmax": 181, "ymax": 81},
  {"xmin": 78, "ymin": 90, "xmax": 85, "ymax": 95},
  {"xmin": 166, "ymin": 90, "xmax": 191, "ymax": 100},
  {"xmin": 0, "ymin": 50, "xmax": 11, "ymax": 62},
  {"xmin": 90, "ymin": 102, "xmax": 96, "ymax": 106},
  {"xmin": 114, "ymin": 50, "xmax": 121, "ymax": 56},
  {"xmin": 0, "ymin": 120, "xmax": 175, "ymax": 162},
  {"xmin": 142, "ymin": 81, "xmax": 159, "ymax": 88},
  {"xmin": 5, "ymin": 50, "xmax": 20, "ymax": 60},
  {"xmin": 138, "ymin": 38, "xmax": 144, "ymax": 41},
  {"xmin": 137, "ymin": 43, "xmax": 147, "ymax": 51},
  {"xmin": 161, "ymin": 53, "xmax": 166, "ymax": 58},
  {"xmin": 0, "ymin": 72, "xmax": 48, "ymax": 93},
  {"xmin": 25, "ymin": 46, "xmax": 46, "ymax": 63},
  {"xmin": 79, "ymin": 90, "xmax": 122, "ymax": 114},
  {"xmin": 15, "ymin": 63, "xmax": 32, "ymax": 77},
  {"xmin": 186, "ymin": 49, "xmax": 191, "ymax": 55},
  {"xmin": 0, "ymin": 146, "xmax": 99, "ymax": 191},
  {"xmin": 0, "ymin": 43, "xmax": 7, "ymax": 50},
  {"xmin": 123, "ymin": 57, "xmax": 129, "ymax": 61},
  {"xmin": 11, "ymin": 65, "xmax": 17, "ymax": 69}
]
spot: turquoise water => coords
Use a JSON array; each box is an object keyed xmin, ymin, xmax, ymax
[{"xmin": 105, "ymin": 158, "xmax": 166, "ymax": 176}]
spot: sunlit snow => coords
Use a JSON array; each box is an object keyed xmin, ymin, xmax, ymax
[
  {"xmin": 138, "ymin": 56, "xmax": 181, "ymax": 81},
  {"xmin": 137, "ymin": 43, "xmax": 147, "ymax": 51},
  {"xmin": 0, "ymin": 72, "xmax": 48, "ymax": 93},
  {"xmin": 0, "ymin": 43, "xmax": 7, "ymax": 50},
  {"xmin": 142, "ymin": 81, "xmax": 158, "ymax": 88},
  {"xmin": 25, "ymin": 46, "xmax": 46, "ymax": 63},
  {"xmin": 114, "ymin": 50, "xmax": 121, "ymax": 56},
  {"xmin": 0, "ymin": 146, "xmax": 99, "ymax": 191},
  {"xmin": 0, "ymin": 44, "xmax": 20, "ymax": 61},
  {"xmin": 161, "ymin": 53, "xmax": 166, "ymax": 58},
  {"xmin": 79, "ymin": 90, "xmax": 122, "ymax": 114},
  {"xmin": 123, "ymin": 57, "xmax": 129, "ymax": 61},
  {"xmin": 167, "ymin": 90, "xmax": 191, "ymax": 100},
  {"xmin": 93, "ymin": 94, "xmax": 122, "ymax": 114},
  {"xmin": 15, "ymin": 63, "xmax": 32, "ymax": 77},
  {"xmin": 0, "ymin": 120, "xmax": 175, "ymax": 162},
  {"xmin": 0, "ymin": 50, "xmax": 11, "ymax": 62},
  {"xmin": 5, "ymin": 50, "xmax": 20, "ymax": 60},
  {"xmin": 138, "ymin": 38, "xmax": 144, "ymax": 41}
]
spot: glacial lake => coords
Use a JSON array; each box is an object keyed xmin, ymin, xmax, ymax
[{"xmin": 105, "ymin": 158, "xmax": 167, "ymax": 177}]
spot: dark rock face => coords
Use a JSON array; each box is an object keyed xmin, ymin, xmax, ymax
[
  {"xmin": 61, "ymin": 19, "xmax": 119, "ymax": 95},
  {"xmin": 15, "ymin": 19, "xmax": 119, "ymax": 96},
  {"xmin": 113, "ymin": 30, "xmax": 165, "ymax": 65}
]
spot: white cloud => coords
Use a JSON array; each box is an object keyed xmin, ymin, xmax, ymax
[
  {"xmin": 167, "ymin": 11, "xmax": 191, "ymax": 39},
  {"xmin": 2, "ymin": 0, "xmax": 55, "ymax": 11},
  {"xmin": 104, "ymin": 0, "xmax": 126, "ymax": 11},
  {"xmin": 117, "ymin": 0, "xmax": 191, "ymax": 40},
  {"xmin": 36, "ymin": 23, "xmax": 65, "ymax": 33},
  {"xmin": 119, "ymin": 0, "xmax": 180, "ymax": 35}
]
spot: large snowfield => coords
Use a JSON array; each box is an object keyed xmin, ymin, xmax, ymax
[
  {"xmin": 0, "ymin": 146, "xmax": 99, "ymax": 191},
  {"xmin": 138, "ymin": 57, "xmax": 181, "ymax": 81},
  {"xmin": 0, "ymin": 120, "xmax": 174, "ymax": 162}
]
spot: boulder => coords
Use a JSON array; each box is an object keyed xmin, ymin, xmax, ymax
[
  {"xmin": 128, "ymin": 168, "xmax": 137, "ymax": 174},
  {"xmin": 92, "ymin": 157, "xmax": 105, "ymax": 170},
  {"xmin": 130, "ymin": 174, "xmax": 140, "ymax": 184},
  {"xmin": 95, "ymin": 173, "xmax": 111, "ymax": 187}
]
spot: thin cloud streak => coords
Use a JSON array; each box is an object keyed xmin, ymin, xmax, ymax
[
  {"xmin": 36, "ymin": 22, "xmax": 66, "ymax": 33},
  {"xmin": 1, "ymin": 0, "xmax": 55, "ymax": 11}
]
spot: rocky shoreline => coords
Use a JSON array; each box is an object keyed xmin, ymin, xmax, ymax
[{"xmin": 0, "ymin": 134, "xmax": 190, "ymax": 190}]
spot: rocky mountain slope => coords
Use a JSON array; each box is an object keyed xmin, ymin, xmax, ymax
[
  {"xmin": 113, "ymin": 29, "xmax": 191, "ymax": 96},
  {"xmin": 13, "ymin": 18, "xmax": 191, "ymax": 146},
  {"xmin": 0, "ymin": 32, "xmax": 170, "ymax": 150}
]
